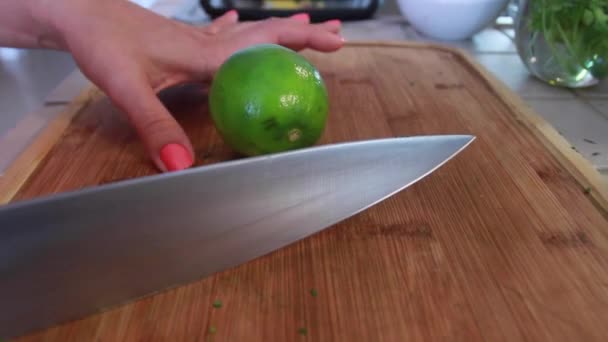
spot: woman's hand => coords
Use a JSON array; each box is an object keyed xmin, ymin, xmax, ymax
[{"xmin": 29, "ymin": 0, "xmax": 344, "ymax": 171}]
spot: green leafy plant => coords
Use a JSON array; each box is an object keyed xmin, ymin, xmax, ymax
[{"xmin": 527, "ymin": 0, "xmax": 608, "ymax": 78}]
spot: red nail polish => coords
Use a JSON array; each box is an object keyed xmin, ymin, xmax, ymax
[
  {"xmin": 291, "ymin": 13, "xmax": 310, "ymax": 22},
  {"xmin": 160, "ymin": 143, "xmax": 193, "ymax": 171}
]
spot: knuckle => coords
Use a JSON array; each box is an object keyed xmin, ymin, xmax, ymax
[
  {"xmin": 139, "ymin": 115, "xmax": 176, "ymax": 135},
  {"xmin": 262, "ymin": 17, "xmax": 282, "ymax": 26},
  {"xmin": 104, "ymin": 74, "xmax": 138, "ymax": 100}
]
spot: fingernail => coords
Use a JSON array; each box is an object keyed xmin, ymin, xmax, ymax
[
  {"xmin": 291, "ymin": 13, "xmax": 310, "ymax": 22},
  {"xmin": 226, "ymin": 9, "xmax": 237, "ymax": 16},
  {"xmin": 327, "ymin": 19, "xmax": 341, "ymax": 25},
  {"xmin": 160, "ymin": 143, "xmax": 193, "ymax": 171}
]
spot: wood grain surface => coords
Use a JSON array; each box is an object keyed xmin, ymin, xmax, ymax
[{"xmin": 6, "ymin": 42, "xmax": 608, "ymax": 341}]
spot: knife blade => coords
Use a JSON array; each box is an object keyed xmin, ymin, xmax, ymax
[{"xmin": 0, "ymin": 134, "xmax": 474, "ymax": 338}]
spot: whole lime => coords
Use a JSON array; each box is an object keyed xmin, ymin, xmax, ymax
[{"xmin": 209, "ymin": 44, "xmax": 329, "ymax": 156}]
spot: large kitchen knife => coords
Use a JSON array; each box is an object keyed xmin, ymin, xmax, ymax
[{"xmin": 0, "ymin": 134, "xmax": 474, "ymax": 338}]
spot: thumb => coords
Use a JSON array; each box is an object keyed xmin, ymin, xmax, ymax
[{"xmin": 105, "ymin": 76, "xmax": 194, "ymax": 172}]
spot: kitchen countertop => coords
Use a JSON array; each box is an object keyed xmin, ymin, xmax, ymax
[{"xmin": 1, "ymin": 0, "xmax": 606, "ymax": 183}]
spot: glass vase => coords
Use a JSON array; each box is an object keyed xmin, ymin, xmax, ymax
[{"xmin": 514, "ymin": 0, "xmax": 607, "ymax": 88}]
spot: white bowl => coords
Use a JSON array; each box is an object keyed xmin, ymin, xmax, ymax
[{"xmin": 397, "ymin": 0, "xmax": 509, "ymax": 41}]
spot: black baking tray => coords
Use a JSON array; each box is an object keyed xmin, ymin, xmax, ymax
[{"xmin": 200, "ymin": 0, "xmax": 381, "ymax": 22}]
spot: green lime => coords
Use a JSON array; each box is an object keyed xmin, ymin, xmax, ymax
[{"xmin": 209, "ymin": 44, "xmax": 329, "ymax": 156}]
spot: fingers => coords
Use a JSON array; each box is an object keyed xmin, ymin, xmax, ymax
[
  {"xmin": 206, "ymin": 10, "xmax": 239, "ymax": 34},
  {"xmin": 105, "ymin": 74, "xmax": 194, "ymax": 172},
  {"xmin": 218, "ymin": 12, "xmax": 343, "ymax": 52},
  {"xmin": 290, "ymin": 13, "xmax": 311, "ymax": 24},
  {"xmin": 287, "ymin": 13, "xmax": 341, "ymax": 34},
  {"xmin": 274, "ymin": 21, "xmax": 344, "ymax": 52},
  {"xmin": 289, "ymin": 13, "xmax": 342, "ymax": 34},
  {"xmin": 288, "ymin": 13, "xmax": 341, "ymax": 33},
  {"xmin": 322, "ymin": 19, "xmax": 342, "ymax": 34},
  {"xmin": 248, "ymin": 14, "xmax": 343, "ymax": 52}
]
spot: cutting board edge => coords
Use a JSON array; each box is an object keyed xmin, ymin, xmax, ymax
[
  {"xmin": 1, "ymin": 40, "xmax": 606, "ymax": 214},
  {"xmin": 0, "ymin": 86, "xmax": 99, "ymax": 205}
]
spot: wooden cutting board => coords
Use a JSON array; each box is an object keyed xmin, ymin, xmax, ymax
[{"xmin": 3, "ymin": 41, "xmax": 608, "ymax": 341}]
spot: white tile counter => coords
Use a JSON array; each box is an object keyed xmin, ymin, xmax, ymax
[{"xmin": 1, "ymin": 0, "xmax": 606, "ymax": 183}]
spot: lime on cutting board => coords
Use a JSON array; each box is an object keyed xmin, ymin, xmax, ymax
[{"xmin": 209, "ymin": 44, "xmax": 329, "ymax": 156}]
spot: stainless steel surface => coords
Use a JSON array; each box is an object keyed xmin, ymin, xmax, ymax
[
  {"xmin": 0, "ymin": 48, "xmax": 75, "ymax": 135},
  {"xmin": 0, "ymin": 135, "xmax": 474, "ymax": 337},
  {"xmin": 0, "ymin": 48, "xmax": 77, "ymax": 175}
]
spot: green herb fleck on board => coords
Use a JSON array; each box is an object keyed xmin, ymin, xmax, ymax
[
  {"xmin": 584, "ymin": 187, "xmax": 592, "ymax": 194},
  {"xmin": 212, "ymin": 299, "xmax": 223, "ymax": 308},
  {"xmin": 298, "ymin": 327, "xmax": 308, "ymax": 336},
  {"xmin": 209, "ymin": 326, "xmax": 217, "ymax": 334},
  {"xmin": 310, "ymin": 288, "xmax": 318, "ymax": 297}
]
